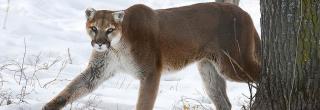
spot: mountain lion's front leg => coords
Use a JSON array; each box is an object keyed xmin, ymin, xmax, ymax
[
  {"xmin": 136, "ymin": 70, "xmax": 161, "ymax": 110},
  {"xmin": 43, "ymin": 52, "xmax": 113, "ymax": 110}
]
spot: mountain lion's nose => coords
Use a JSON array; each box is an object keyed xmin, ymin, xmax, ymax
[{"xmin": 97, "ymin": 43, "xmax": 103, "ymax": 47}]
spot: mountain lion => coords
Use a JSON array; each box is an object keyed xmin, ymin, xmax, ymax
[{"xmin": 43, "ymin": 2, "xmax": 261, "ymax": 110}]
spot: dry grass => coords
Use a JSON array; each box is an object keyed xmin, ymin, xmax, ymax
[{"xmin": 0, "ymin": 39, "xmax": 72, "ymax": 105}]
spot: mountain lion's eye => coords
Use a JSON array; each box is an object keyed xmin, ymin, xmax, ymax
[
  {"xmin": 106, "ymin": 28, "xmax": 114, "ymax": 33},
  {"xmin": 91, "ymin": 26, "xmax": 97, "ymax": 32}
]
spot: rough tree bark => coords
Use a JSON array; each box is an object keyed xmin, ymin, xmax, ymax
[
  {"xmin": 216, "ymin": 0, "xmax": 240, "ymax": 6},
  {"xmin": 252, "ymin": 0, "xmax": 320, "ymax": 110}
]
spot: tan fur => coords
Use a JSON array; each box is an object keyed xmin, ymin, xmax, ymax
[{"xmin": 43, "ymin": 2, "xmax": 260, "ymax": 110}]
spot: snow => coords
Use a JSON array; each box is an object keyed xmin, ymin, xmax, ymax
[{"xmin": 0, "ymin": 0, "xmax": 260, "ymax": 110}]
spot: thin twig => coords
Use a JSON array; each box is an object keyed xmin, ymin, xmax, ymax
[
  {"xmin": 222, "ymin": 50, "xmax": 254, "ymax": 81},
  {"xmin": 242, "ymin": 82, "xmax": 256, "ymax": 110},
  {"xmin": 43, "ymin": 59, "xmax": 68, "ymax": 88},
  {"xmin": 2, "ymin": 0, "xmax": 10, "ymax": 29},
  {"xmin": 67, "ymin": 48, "xmax": 72, "ymax": 64},
  {"xmin": 18, "ymin": 38, "xmax": 27, "ymax": 85},
  {"xmin": 233, "ymin": 18, "xmax": 242, "ymax": 58}
]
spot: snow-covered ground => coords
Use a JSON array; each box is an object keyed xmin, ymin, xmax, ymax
[{"xmin": 0, "ymin": 0, "xmax": 260, "ymax": 110}]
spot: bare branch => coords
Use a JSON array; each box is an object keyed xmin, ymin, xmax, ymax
[
  {"xmin": 67, "ymin": 48, "xmax": 73, "ymax": 64},
  {"xmin": 2, "ymin": 0, "xmax": 10, "ymax": 29}
]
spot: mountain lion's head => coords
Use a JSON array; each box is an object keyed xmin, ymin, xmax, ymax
[{"xmin": 85, "ymin": 8, "xmax": 124, "ymax": 52}]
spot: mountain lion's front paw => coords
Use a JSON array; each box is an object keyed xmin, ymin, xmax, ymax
[
  {"xmin": 42, "ymin": 103, "xmax": 60, "ymax": 110},
  {"xmin": 43, "ymin": 96, "xmax": 67, "ymax": 110}
]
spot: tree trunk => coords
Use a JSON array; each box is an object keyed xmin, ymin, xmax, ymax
[
  {"xmin": 252, "ymin": 0, "xmax": 320, "ymax": 110},
  {"xmin": 215, "ymin": 0, "xmax": 239, "ymax": 6}
]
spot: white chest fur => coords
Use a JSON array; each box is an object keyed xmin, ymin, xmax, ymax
[{"xmin": 104, "ymin": 42, "xmax": 141, "ymax": 79}]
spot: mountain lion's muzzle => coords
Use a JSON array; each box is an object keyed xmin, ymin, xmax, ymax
[{"xmin": 91, "ymin": 39, "xmax": 110, "ymax": 52}]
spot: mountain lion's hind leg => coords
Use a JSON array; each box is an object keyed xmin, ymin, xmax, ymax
[{"xmin": 197, "ymin": 59, "xmax": 231, "ymax": 110}]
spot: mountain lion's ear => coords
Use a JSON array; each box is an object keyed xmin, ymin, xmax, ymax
[
  {"xmin": 112, "ymin": 11, "xmax": 125, "ymax": 23},
  {"xmin": 86, "ymin": 8, "xmax": 96, "ymax": 20}
]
